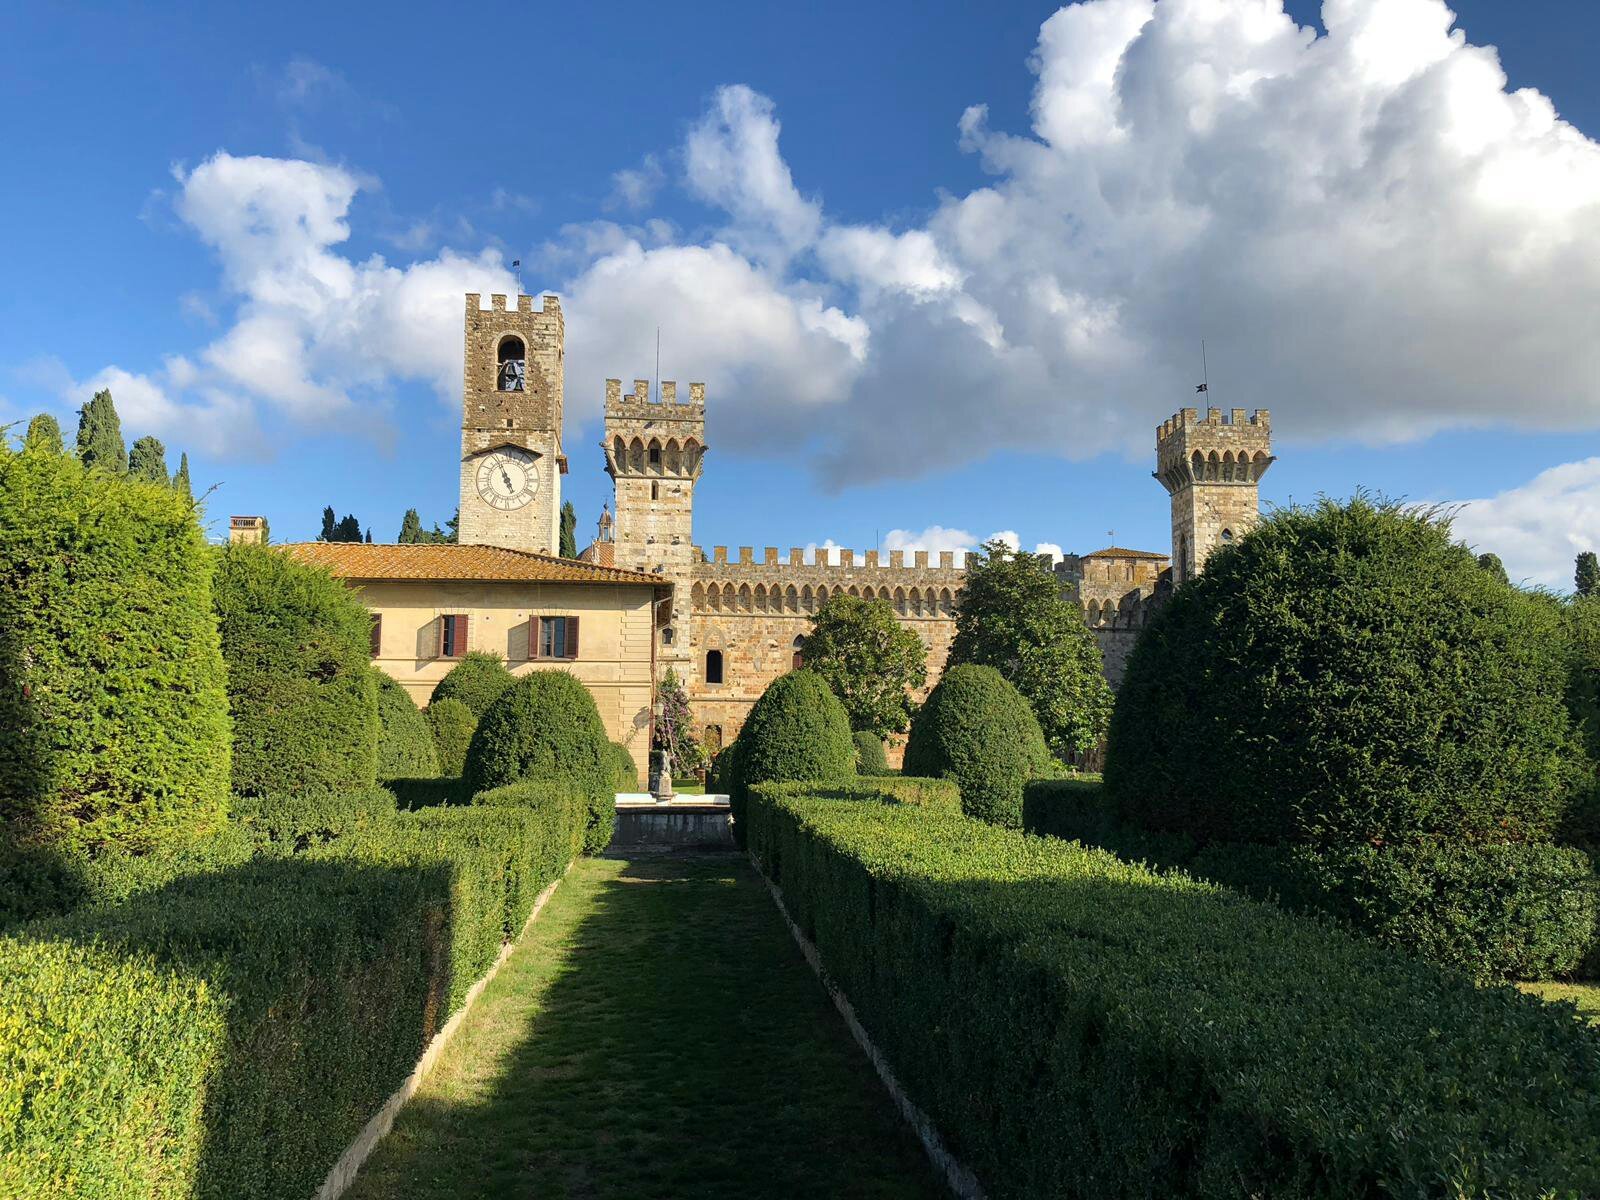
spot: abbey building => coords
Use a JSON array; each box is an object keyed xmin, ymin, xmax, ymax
[{"xmin": 274, "ymin": 292, "xmax": 1273, "ymax": 771}]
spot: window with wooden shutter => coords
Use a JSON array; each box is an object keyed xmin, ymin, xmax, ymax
[
  {"xmin": 440, "ymin": 614, "xmax": 468, "ymax": 658},
  {"xmin": 369, "ymin": 612, "xmax": 382, "ymax": 659},
  {"xmin": 564, "ymin": 616, "xmax": 580, "ymax": 659},
  {"xmin": 533, "ymin": 616, "xmax": 579, "ymax": 660},
  {"xmin": 528, "ymin": 616, "xmax": 541, "ymax": 662}
]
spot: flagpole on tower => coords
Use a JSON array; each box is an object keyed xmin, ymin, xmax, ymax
[
  {"xmin": 512, "ymin": 259, "xmax": 522, "ymax": 296},
  {"xmin": 1194, "ymin": 340, "xmax": 1211, "ymax": 403}
]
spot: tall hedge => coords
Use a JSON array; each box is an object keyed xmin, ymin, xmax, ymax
[
  {"xmin": 464, "ymin": 671, "xmax": 614, "ymax": 853},
  {"xmin": 1107, "ymin": 498, "xmax": 1583, "ymax": 849},
  {"xmin": 904, "ymin": 663, "xmax": 1052, "ymax": 827},
  {"xmin": 430, "ymin": 650, "xmax": 515, "ymax": 717},
  {"xmin": 729, "ymin": 670, "xmax": 855, "ymax": 843},
  {"xmin": 375, "ymin": 671, "xmax": 439, "ymax": 779},
  {"xmin": 214, "ymin": 545, "xmax": 378, "ymax": 799},
  {"xmin": 425, "ymin": 698, "xmax": 477, "ymax": 777},
  {"xmin": 0, "ymin": 439, "xmax": 230, "ymax": 857}
]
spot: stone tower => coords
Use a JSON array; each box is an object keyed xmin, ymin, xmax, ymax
[
  {"xmin": 458, "ymin": 293, "xmax": 565, "ymax": 554},
  {"xmin": 604, "ymin": 378, "xmax": 705, "ymax": 677},
  {"xmin": 1155, "ymin": 407, "xmax": 1273, "ymax": 584}
]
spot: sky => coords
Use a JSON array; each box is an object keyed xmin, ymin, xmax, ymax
[{"xmin": 2, "ymin": 0, "xmax": 1598, "ymax": 587}]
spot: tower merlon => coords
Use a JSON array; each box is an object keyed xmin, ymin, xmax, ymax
[
  {"xmin": 468, "ymin": 293, "xmax": 561, "ymax": 318},
  {"xmin": 603, "ymin": 377, "xmax": 707, "ymax": 419}
]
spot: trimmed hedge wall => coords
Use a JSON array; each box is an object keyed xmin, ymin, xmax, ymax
[
  {"xmin": 214, "ymin": 545, "xmax": 378, "ymax": 799},
  {"xmin": 0, "ymin": 783, "xmax": 582, "ymax": 1198},
  {"xmin": 425, "ymin": 698, "xmax": 477, "ymax": 777},
  {"xmin": 748, "ymin": 784, "xmax": 1600, "ymax": 1198},
  {"xmin": 385, "ymin": 776, "xmax": 468, "ymax": 811},
  {"xmin": 903, "ymin": 663, "xmax": 1052, "ymax": 827},
  {"xmin": 1023, "ymin": 779, "xmax": 1600, "ymax": 981},
  {"xmin": 376, "ymin": 672, "xmax": 439, "ymax": 779},
  {"xmin": 464, "ymin": 671, "xmax": 614, "ymax": 853},
  {"xmin": 231, "ymin": 788, "xmax": 397, "ymax": 855},
  {"xmin": 0, "ymin": 440, "xmax": 231, "ymax": 857}
]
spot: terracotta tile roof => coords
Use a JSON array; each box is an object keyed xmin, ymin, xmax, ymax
[
  {"xmin": 283, "ymin": 542, "xmax": 668, "ymax": 586},
  {"xmin": 1082, "ymin": 546, "xmax": 1170, "ymax": 560}
]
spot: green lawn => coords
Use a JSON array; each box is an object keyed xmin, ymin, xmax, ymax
[
  {"xmin": 1520, "ymin": 980, "xmax": 1600, "ymax": 1024},
  {"xmin": 343, "ymin": 855, "xmax": 940, "ymax": 1200}
]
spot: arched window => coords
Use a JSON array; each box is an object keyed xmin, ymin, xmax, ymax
[
  {"xmin": 648, "ymin": 441, "xmax": 662, "ymax": 469},
  {"xmin": 1220, "ymin": 528, "xmax": 1234, "ymax": 544},
  {"xmin": 651, "ymin": 481, "xmax": 659, "ymax": 501},
  {"xmin": 497, "ymin": 337, "xmax": 526, "ymax": 391},
  {"xmin": 661, "ymin": 626, "xmax": 675, "ymax": 646},
  {"xmin": 792, "ymin": 636, "xmax": 805, "ymax": 670},
  {"xmin": 705, "ymin": 649, "xmax": 724, "ymax": 685}
]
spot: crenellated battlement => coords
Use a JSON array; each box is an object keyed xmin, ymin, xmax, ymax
[
  {"xmin": 689, "ymin": 547, "xmax": 967, "ymax": 620},
  {"xmin": 466, "ymin": 292, "xmax": 562, "ymax": 318},
  {"xmin": 604, "ymin": 377, "xmax": 706, "ymax": 420},
  {"xmin": 1156, "ymin": 406, "xmax": 1274, "ymax": 488},
  {"xmin": 699, "ymin": 546, "xmax": 973, "ymax": 572},
  {"xmin": 1157, "ymin": 406, "xmax": 1269, "ymax": 444}
]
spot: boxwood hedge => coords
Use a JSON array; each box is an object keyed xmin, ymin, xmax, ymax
[
  {"xmin": 375, "ymin": 672, "xmax": 439, "ymax": 779},
  {"xmin": 748, "ymin": 783, "xmax": 1600, "ymax": 1198},
  {"xmin": 852, "ymin": 731, "xmax": 890, "ymax": 776},
  {"xmin": 214, "ymin": 545, "xmax": 378, "ymax": 799},
  {"xmin": 728, "ymin": 670, "xmax": 855, "ymax": 845},
  {"xmin": 1024, "ymin": 779, "xmax": 1600, "ymax": 981},
  {"xmin": 425, "ymin": 698, "xmax": 477, "ymax": 777},
  {"xmin": 0, "ymin": 439, "xmax": 231, "ymax": 857},
  {"xmin": 429, "ymin": 650, "xmax": 515, "ymax": 717}
]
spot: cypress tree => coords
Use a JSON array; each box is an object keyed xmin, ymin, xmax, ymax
[
  {"xmin": 335, "ymin": 514, "xmax": 362, "ymax": 542},
  {"xmin": 171, "ymin": 452, "xmax": 192, "ymax": 500},
  {"xmin": 23, "ymin": 414, "xmax": 63, "ymax": 454},
  {"xmin": 364, "ymin": 528, "xmax": 372, "ymax": 544},
  {"xmin": 398, "ymin": 508, "xmax": 423, "ymax": 543},
  {"xmin": 1577, "ymin": 552, "xmax": 1599, "ymax": 599},
  {"xmin": 560, "ymin": 500, "xmax": 578, "ymax": 558},
  {"xmin": 128, "ymin": 436, "xmax": 169, "ymax": 483},
  {"xmin": 319, "ymin": 506, "xmax": 337, "ymax": 542},
  {"xmin": 76, "ymin": 389, "xmax": 126, "ymax": 473},
  {"xmin": 1477, "ymin": 552, "xmax": 1510, "ymax": 587}
]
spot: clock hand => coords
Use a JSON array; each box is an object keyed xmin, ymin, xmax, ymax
[{"xmin": 501, "ymin": 468, "xmax": 513, "ymax": 493}]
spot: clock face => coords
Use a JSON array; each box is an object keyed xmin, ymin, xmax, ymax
[{"xmin": 475, "ymin": 447, "xmax": 540, "ymax": 510}]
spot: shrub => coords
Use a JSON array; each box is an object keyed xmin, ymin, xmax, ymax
[
  {"xmin": 214, "ymin": 544, "xmax": 378, "ymax": 799},
  {"xmin": 746, "ymin": 785, "xmax": 1600, "ymax": 1198},
  {"xmin": 604, "ymin": 740, "xmax": 640, "ymax": 792},
  {"xmin": 464, "ymin": 671, "xmax": 613, "ymax": 853},
  {"xmin": 0, "ymin": 440, "xmax": 231, "ymax": 857},
  {"xmin": 852, "ymin": 731, "xmax": 889, "ymax": 776},
  {"xmin": 760, "ymin": 776, "xmax": 961, "ymax": 811},
  {"xmin": 425, "ymin": 698, "xmax": 477, "ymax": 777},
  {"xmin": 1107, "ymin": 497, "xmax": 1584, "ymax": 849},
  {"xmin": 708, "ymin": 737, "xmax": 744, "ymax": 796},
  {"xmin": 230, "ymin": 788, "xmax": 397, "ymax": 856},
  {"xmin": 1025, "ymin": 779, "xmax": 1600, "ymax": 982},
  {"xmin": 903, "ymin": 664, "xmax": 1051, "ymax": 827},
  {"xmin": 386, "ymin": 776, "xmax": 468, "ymax": 811},
  {"xmin": 730, "ymin": 670, "xmax": 855, "ymax": 844},
  {"xmin": 375, "ymin": 671, "xmax": 439, "ymax": 779},
  {"xmin": 429, "ymin": 650, "xmax": 515, "ymax": 717}
]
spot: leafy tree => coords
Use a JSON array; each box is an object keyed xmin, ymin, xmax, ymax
[
  {"xmin": 319, "ymin": 506, "xmax": 337, "ymax": 542},
  {"xmin": 949, "ymin": 539, "xmax": 1113, "ymax": 760},
  {"xmin": 23, "ymin": 414, "xmax": 62, "ymax": 454},
  {"xmin": 334, "ymin": 514, "xmax": 362, "ymax": 542},
  {"xmin": 1106, "ymin": 497, "xmax": 1584, "ymax": 850},
  {"xmin": 1477, "ymin": 552, "xmax": 1509, "ymax": 586},
  {"xmin": 398, "ymin": 508, "xmax": 423, "ymax": 543},
  {"xmin": 75, "ymin": 389, "xmax": 126, "ymax": 474},
  {"xmin": 560, "ymin": 501, "xmax": 577, "ymax": 558},
  {"xmin": 171, "ymin": 451, "xmax": 192, "ymax": 500},
  {"xmin": 652, "ymin": 668, "xmax": 705, "ymax": 775},
  {"xmin": 1577, "ymin": 552, "xmax": 1600, "ymax": 599},
  {"xmin": 800, "ymin": 594, "xmax": 927, "ymax": 737},
  {"xmin": 904, "ymin": 663, "xmax": 1053, "ymax": 827},
  {"xmin": 127, "ymin": 436, "xmax": 168, "ymax": 483}
]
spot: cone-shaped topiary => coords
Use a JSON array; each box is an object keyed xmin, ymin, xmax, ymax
[
  {"xmin": 374, "ymin": 671, "xmax": 439, "ymax": 779},
  {"xmin": 1107, "ymin": 496, "xmax": 1584, "ymax": 849},
  {"xmin": 0, "ymin": 439, "xmax": 231, "ymax": 856},
  {"xmin": 904, "ymin": 664, "xmax": 1053, "ymax": 827},
  {"xmin": 853, "ymin": 730, "xmax": 890, "ymax": 776},
  {"xmin": 464, "ymin": 671, "xmax": 613, "ymax": 852},
  {"xmin": 214, "ymin": 544, "xmax": 378, "ymax": 798},
  {"xmin": 731, "ymin": 670, "xmax": 855, "ymax": 843},
  {"xmin": 430, "ymin": 650, "xmax": 515, "ymax": 717},
  {"xmin": 604, "ymin": 741, "xmax": 639, "ymax": 792},
  {"xmin": 425, "ymin": 698, "xmax": 477, "ymax": 777}
]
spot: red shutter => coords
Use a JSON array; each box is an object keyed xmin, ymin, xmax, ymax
[
  {"xmin": 369, "ymin": 613, "xmax": 382, "ymax": 658},
  {"xmin": 436, "ymin": 616, "xmax": 446, "ymax": 659},
  {"xmin": 458, "ymin": 615, "xmax": 469, "ymax": 657},
  {"xmin": 530, "ymin": 616, "xmax": 542, "ymax": 660},
  {"xmin": 565, "ymin": 616, "xmax": 580, "ymax": 659}
]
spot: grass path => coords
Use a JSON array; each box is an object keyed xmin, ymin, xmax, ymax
[
  {"xmin": 344, "ymin": 854, "xmax": 942, "ymax": 1200},
  {"xmin": 1521, "ymin": 980, "xmax": 1600, "ymax": 1024}
]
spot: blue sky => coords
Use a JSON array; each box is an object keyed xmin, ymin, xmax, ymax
[{"xmin": 3, "ymin": 0, "xmax": 1598, "ymax": 584}]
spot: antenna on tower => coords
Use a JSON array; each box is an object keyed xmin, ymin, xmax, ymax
[{"xmin": 1195, "ymin": 339, "xmax": 1213, "ymax": 402}]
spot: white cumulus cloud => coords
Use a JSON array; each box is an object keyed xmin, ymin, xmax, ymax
[{"xmin": 1450, "ymin": 459, "xmax": 1600, "ymax": 590}]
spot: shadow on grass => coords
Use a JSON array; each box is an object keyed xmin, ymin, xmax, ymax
[{"xmin": 343, "ymin": 854, "xmax": 942, "ymax": 1200}]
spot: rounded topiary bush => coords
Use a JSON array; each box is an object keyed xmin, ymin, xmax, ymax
[
  {"xmin": 425, "ymin": 698, "xmax": 477, "ymax": 778},
  {"xmin": 732, "ymin": 670, "xmax": 856, "ymax": 843},
  {"xmin": 1106, "ymin": 497, "xmax": 1584, "ymax": 849},
  {"xmin": 853, "ymin": 730, "xmax": 889, "ymax": 776},
  {"xmin": 464, "ymin": 671, "xmax": 613, "ymax": 852},
  {"xmin": 904, "ymin": 664, "xmax": 1052, "ymax": 827},
  {"xmin": 604, "ymin": 741, "xmax": 639, "ymax": 792},
  {"xmin": 0, "ymin": 440, "xmax": 231, "ymax": 856},
  {"xmin": 214, "ymin": 544, "xmax": 378, "ymax": 799},
  {"xmin": 375, "ymin": 671, "xmax": 439, "ymax": 779},
  {"xmin": 430, "ymin": 650, "xmax": 515, "ymax": 718}
]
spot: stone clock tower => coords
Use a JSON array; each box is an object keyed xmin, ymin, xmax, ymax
[{"xmin": 458, "ymin": 292, "xmax": 566, "ymax": 554}]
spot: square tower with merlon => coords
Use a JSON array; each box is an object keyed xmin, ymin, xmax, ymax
[{"xmin": 1155, "ymin": 407, "xmax": 1273, "ymax": 584}]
